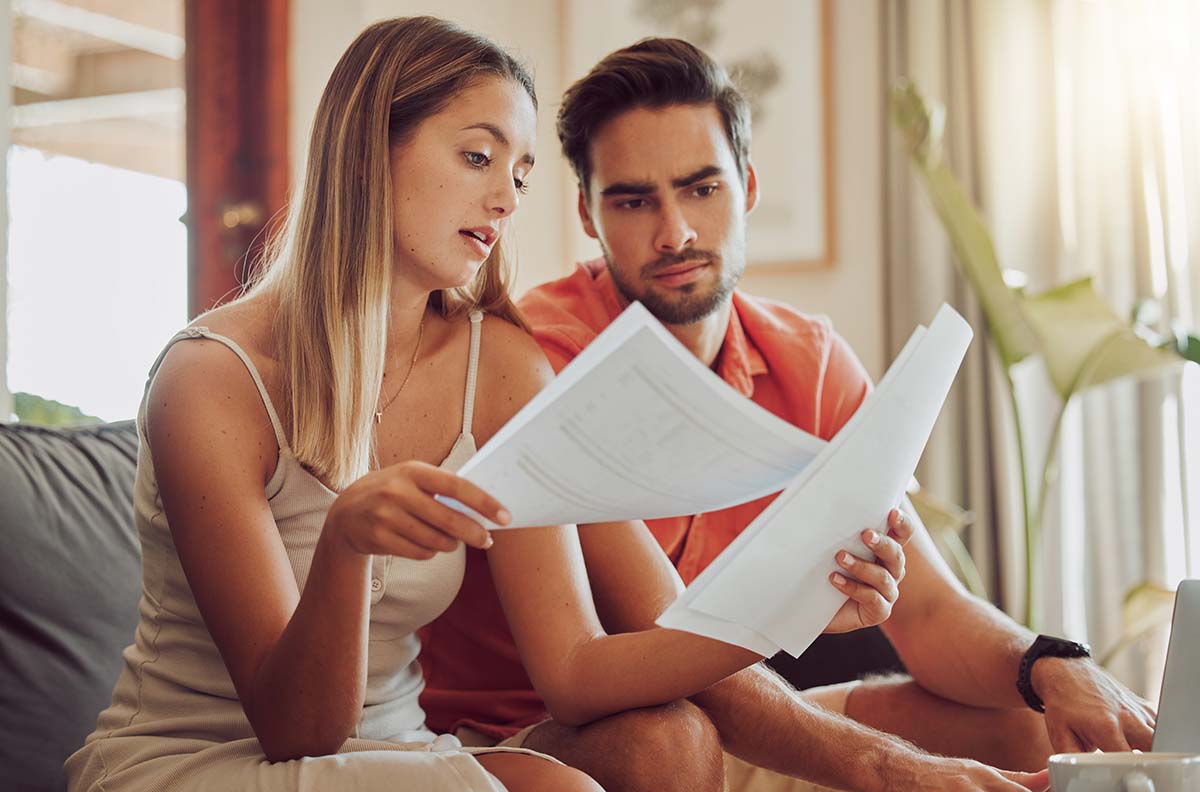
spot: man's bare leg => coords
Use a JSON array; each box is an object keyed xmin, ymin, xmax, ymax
[
  {"xmin": 842, "ymin": 674, "xmax": 1054, "ymax": 772},
  {"xmin": 520, "ymin": 699, "xmax": 725, "ymax": 792}
]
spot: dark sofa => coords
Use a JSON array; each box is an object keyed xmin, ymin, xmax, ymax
[
  {"xmin": 0, "ymin": 419, "xmax": 902, "ymax": 792},
  {"xmin": 0, "ymin": 421, "xmax": 141, "ymax": 792}
]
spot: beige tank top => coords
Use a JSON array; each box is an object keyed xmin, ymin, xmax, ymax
[{"xmin": 84, "ymin": 311, "xmax": 484, "ymax": 752}]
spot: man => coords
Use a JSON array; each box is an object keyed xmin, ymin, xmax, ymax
[{"xmin": 420, "ymin": 38, "xmax": 1155, "ymax": 792}]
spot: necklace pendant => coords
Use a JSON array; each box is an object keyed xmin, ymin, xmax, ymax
[{"xmin": 374, "ymin": 411, "xmax": 382, "ymax": 424}]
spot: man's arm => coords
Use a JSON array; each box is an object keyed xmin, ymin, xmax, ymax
[
  {"xmin": 882, "ymin": 498, "xmax": 1157, "ymax": 752},
  {"xmin": 577, "ymin": 519, "xmax": 1044, "ymax": 792}
]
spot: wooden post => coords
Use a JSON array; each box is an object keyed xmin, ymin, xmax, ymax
[{"xmin": 185, "ymin": 0, "xmax": 288, "ymax": 318}]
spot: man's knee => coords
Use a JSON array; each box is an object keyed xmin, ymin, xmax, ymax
[
  {"xmin": 526, "ymin": 700, "xmax": 724, "ymax": 792},
  {"xmin": 622, "ymin": 700, "xmax": 723, "ymax": 765}
]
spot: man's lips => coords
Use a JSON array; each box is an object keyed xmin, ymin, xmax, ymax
[
  {"xmin": 650, "ymin": 261, "xmax": 711, "ymax": 286},
  {"xmin": 653, "ymin": 261, "xmax": 708, "ymax": 277}
]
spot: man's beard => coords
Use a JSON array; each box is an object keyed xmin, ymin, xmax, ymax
[{"xmin": 602, "ymin": 244, "xmax": 745, "ymax": 325}]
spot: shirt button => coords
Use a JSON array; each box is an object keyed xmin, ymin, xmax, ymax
[{"xmin": 370, "ymin": 578, "xmax": 383, "ymax": 592}]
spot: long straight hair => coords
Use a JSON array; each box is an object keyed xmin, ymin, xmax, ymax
[{"xmin": 245, "ymin": 17, "xmax": 535, "ymax": 490}]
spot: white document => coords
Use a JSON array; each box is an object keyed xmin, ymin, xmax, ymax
[
  {"xmin": 449, "ymin": 302, "xmax": 825, "ymax": 529},
  {"xmin": 657, "ymin": 304, "xmax": 973, "ymax": 658}
]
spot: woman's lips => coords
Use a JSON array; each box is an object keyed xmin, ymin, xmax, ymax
[{"xmin": 460, "ymin": 230, "xmax": 493, "ymax": 257}]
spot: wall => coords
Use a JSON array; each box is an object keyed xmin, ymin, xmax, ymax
[{"xmin": 290, "ymin": 0, "xmax": 887, "ymax": 376}]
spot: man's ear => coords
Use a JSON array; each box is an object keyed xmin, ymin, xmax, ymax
[
  {"xmin": 577, "ymin": 188, "xmax": 600, "ymax": 239},
  {"xmin": 744, "ymin": 159, "xmax": 760, "ymax": 215}
]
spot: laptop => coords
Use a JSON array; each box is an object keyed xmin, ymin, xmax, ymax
[{"xmin": 1151, "ymin": 578, "xmax": 1200, "ymax": 753}]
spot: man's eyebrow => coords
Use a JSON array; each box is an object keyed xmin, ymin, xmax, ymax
[
  {"xmin": 460, "ymin": 122, "xmax": 535, "ymax": 166},
  {"xmin": 600, "ymin": 165, "xmax": 726, "ymax": 197},
  {"xmin": 600, "ymin": 180, "xmax": 656, "ymax": 197},
  {"xmin": 671, "ymin": 165, "xmax": 724, "ymax": 188}
]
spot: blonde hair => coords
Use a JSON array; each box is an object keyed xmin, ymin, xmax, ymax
[{"xmin": 245, "ymin": 17, "xmax": 535, "ymax": 490}]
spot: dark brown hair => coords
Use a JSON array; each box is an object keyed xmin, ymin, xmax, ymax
[{"xmin": 557, "ymin": 37, "xmax": 751, "ymax": 194}]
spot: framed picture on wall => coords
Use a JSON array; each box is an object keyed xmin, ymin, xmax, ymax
[{"xmin": 561, "ymin": 0, "xmax": 835, "ymax": 270}]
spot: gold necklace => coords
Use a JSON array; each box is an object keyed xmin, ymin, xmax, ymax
[{"xmin": 374, "ymin": 318, "xmax": 424, "ymax": 424}]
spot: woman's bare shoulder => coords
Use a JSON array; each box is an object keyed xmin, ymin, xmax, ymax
[
  {"xmin": 473, "ymin": 313, "xmax": 555, "ymax": 441},
  {"xmin": 478, "ymin": 313, "xmax": 554, "ymax": 389},
  {"xmin": 146, "ymin": 296, "xmax": 282, "ymax": 486}
]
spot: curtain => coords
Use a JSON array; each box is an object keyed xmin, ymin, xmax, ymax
[{"xmin": 883, "ymin": 0, "xmax": 1200, "ymax": 698}]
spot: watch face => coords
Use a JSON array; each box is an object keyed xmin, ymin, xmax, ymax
[{"xmin": 1037, "ymin": 635, "xmax": 1090, "ymax": 658}]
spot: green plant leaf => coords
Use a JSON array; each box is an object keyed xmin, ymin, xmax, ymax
[
  {"xmin": 907, "ymin": 486, "xmax": 973, "ymax": 536},
  {"xmin": 13, "ymin": 392, "xmax": 101, "ymax": 427},
  {"xmin": 1021, "ymin": 278, "xmax": 1182, "ymax": 398},
  {"xmin": 1098, "ymin": 581, "xmax": 1176, "ymax": 667},
  {"xmin": 1122, "ymin": 581, "xmax": 1177, "ymax": 633},
  {"xmin": 890, "ymin": 83, "xmax": 1037, "ymax": 368},
  {"xmin": 1173, "ymin": 331, "xmax": 1200, "ymax": 364},
  {"xmin": 907, "ymin": 486, "xmax": 988, "ymax": 598}
]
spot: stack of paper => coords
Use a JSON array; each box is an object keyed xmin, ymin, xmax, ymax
[
  {"xmin": 657, "ymin": 304, "xmax": 973, "ymax": 657},
  {"xmin": 447, "ymin": 300, "xmax": 971, "ymax": 659},
  {"xmin": 450, "ymin": 302, "xmax": 826, "ymax": 528}
]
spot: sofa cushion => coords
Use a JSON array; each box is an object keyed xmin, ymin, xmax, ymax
[{"xmin": 0, "ymin": 421, "xmax": 141, "ymax": 792}]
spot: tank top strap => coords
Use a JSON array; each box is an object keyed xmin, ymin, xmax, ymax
[
  {"xmin": 461, "ymin": 311, "xmax": 484, "ymax": 437},
  {"xmin": 147, "ymin": 326, "xmax": 291, "ymax": 454}
]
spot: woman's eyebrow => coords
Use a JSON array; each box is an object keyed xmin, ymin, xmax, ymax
[{"xmin": 460, "ymin": 122, "xmax": 535, "ymax": 166}]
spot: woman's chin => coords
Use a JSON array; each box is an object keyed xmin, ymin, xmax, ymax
[{"xmin": 433, "ymin": 262, "xmax": 483, "ymax": 292}]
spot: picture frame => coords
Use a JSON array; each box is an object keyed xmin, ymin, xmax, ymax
[{"xmin": 560, "ymin": 0, "xmax": 835, "ymax": 270}]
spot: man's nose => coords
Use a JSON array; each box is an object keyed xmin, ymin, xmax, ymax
[{"xmin": 653, "ymin": 201, "xmax": 698, "ymax": 254}]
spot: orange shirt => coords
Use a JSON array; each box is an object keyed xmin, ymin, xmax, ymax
[{"xmin": 418, "ymin": 260, "xmax": 872, "ymax": 739}]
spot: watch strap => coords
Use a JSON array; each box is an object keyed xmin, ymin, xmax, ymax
[{"xmin": 1016, "ymin": 634, "xmax": 1091, "ymax": 713}]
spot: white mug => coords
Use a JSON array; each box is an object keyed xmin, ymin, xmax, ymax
[{"xmin": 1049, "ymin": 752, "xmax": 1200, "ymax": 792}]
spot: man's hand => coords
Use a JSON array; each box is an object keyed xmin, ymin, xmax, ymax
[
  {"xmin": 881, "ymin": 751, "xmax": 1049, "ymax": 792},
  {"xmin": 907, "ymin": 760, "xmax": 1049, "ymax": 792},
  {"xmin": 824, "ymin": 508, "xmax": 915, "ymax": 634},
  {"xmin": 1033, "ymin": 656, "xmax": 1157, "ymax": 753}
]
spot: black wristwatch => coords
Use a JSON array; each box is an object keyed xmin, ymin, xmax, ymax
[{"xmin": 1016, "ymin": 634, "xmax": 1091, "ymax": 712}]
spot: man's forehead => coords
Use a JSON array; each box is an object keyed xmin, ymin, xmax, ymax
[{"xmin": 588, "ymin": 104, "xmax": 736, "ymax": 188}]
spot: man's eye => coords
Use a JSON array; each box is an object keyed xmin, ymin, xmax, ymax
[
  {"xmin": 695, "ymin": 184, "xmax": 719, "ymax": 197},
  {"xmin": 465, "ymin": 152, "xmax": 492, "ymax": 167},
  {"xmin": 618, "ymin": 198, "xmax": 647, "ymax": 210}
]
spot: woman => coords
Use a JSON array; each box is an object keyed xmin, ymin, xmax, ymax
[
  {"xmin": 65, "ymin": 17, "xmax": 597, "ymax": 791},
  {"xmin": 66, "ymin": 14, "xmax": 905, "ymax": 792}
]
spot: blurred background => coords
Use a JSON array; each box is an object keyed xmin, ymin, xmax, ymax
[{"xmin": 2, "ymin": 0, "xmax": 1197, "ymax": 698}]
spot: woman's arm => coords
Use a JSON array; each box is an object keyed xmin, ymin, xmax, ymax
[
  {"xmin": 149, "ymin": 340, "xmax": 369, "ymax": 760},
  {"xmin": 149, "ymin": 339, "xmax": 503, "ymax": 760},
  {"xmin": 473, "ymin": 318, "xmax": 897, "ymax": 726},
  {"xmin": 487, "ymin": 523, "xmax": 760, "ymax": 725}
]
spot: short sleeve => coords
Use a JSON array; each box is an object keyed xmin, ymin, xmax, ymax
[{"xmin": 819, "ymin": 330, "xmax": 873, "ymax": 439}]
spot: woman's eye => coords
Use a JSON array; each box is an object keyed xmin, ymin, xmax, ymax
[
  {"xmin": 465, "ymin": 152, "xmax": 491, "ymax": 167},
  {"xmin": 514, "ymin": 177, "xmax": 530, "ymax": 195}
]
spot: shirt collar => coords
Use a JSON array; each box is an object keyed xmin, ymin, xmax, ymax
[{"xmin": 716, "ymin": 299, "xmax": 768, "ymax": 397}]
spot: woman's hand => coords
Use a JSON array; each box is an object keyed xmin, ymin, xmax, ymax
[
  {"xmin": 325, "ymin": 461, "xmax": 509, "ymax": 559},
  {"xmin": 823, "ymin": 508, "xmax": 915, "ymax": 634}
]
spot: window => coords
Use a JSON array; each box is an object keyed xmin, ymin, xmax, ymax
[{"xmin": 5, "ymin": 0, "xmax": 185, "ymax": 423}]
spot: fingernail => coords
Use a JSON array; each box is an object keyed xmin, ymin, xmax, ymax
[
  {"xmin": 496, "ymin": 509, "xmax": 511, "ymax": 525},
  {"xmin": 866, "ymin": 530, "xmax": 880, "ymax": 546},
  {"xmin": 831, "ymin": 573, "xmax": 847, "ymax": 586},
  {"xmin": 838, "ymin": 551, "xmax": 853, "ymax": 566},
  {"xmin": 482, "ymin": 535, "xmax": 494, "ymax": 549}
]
